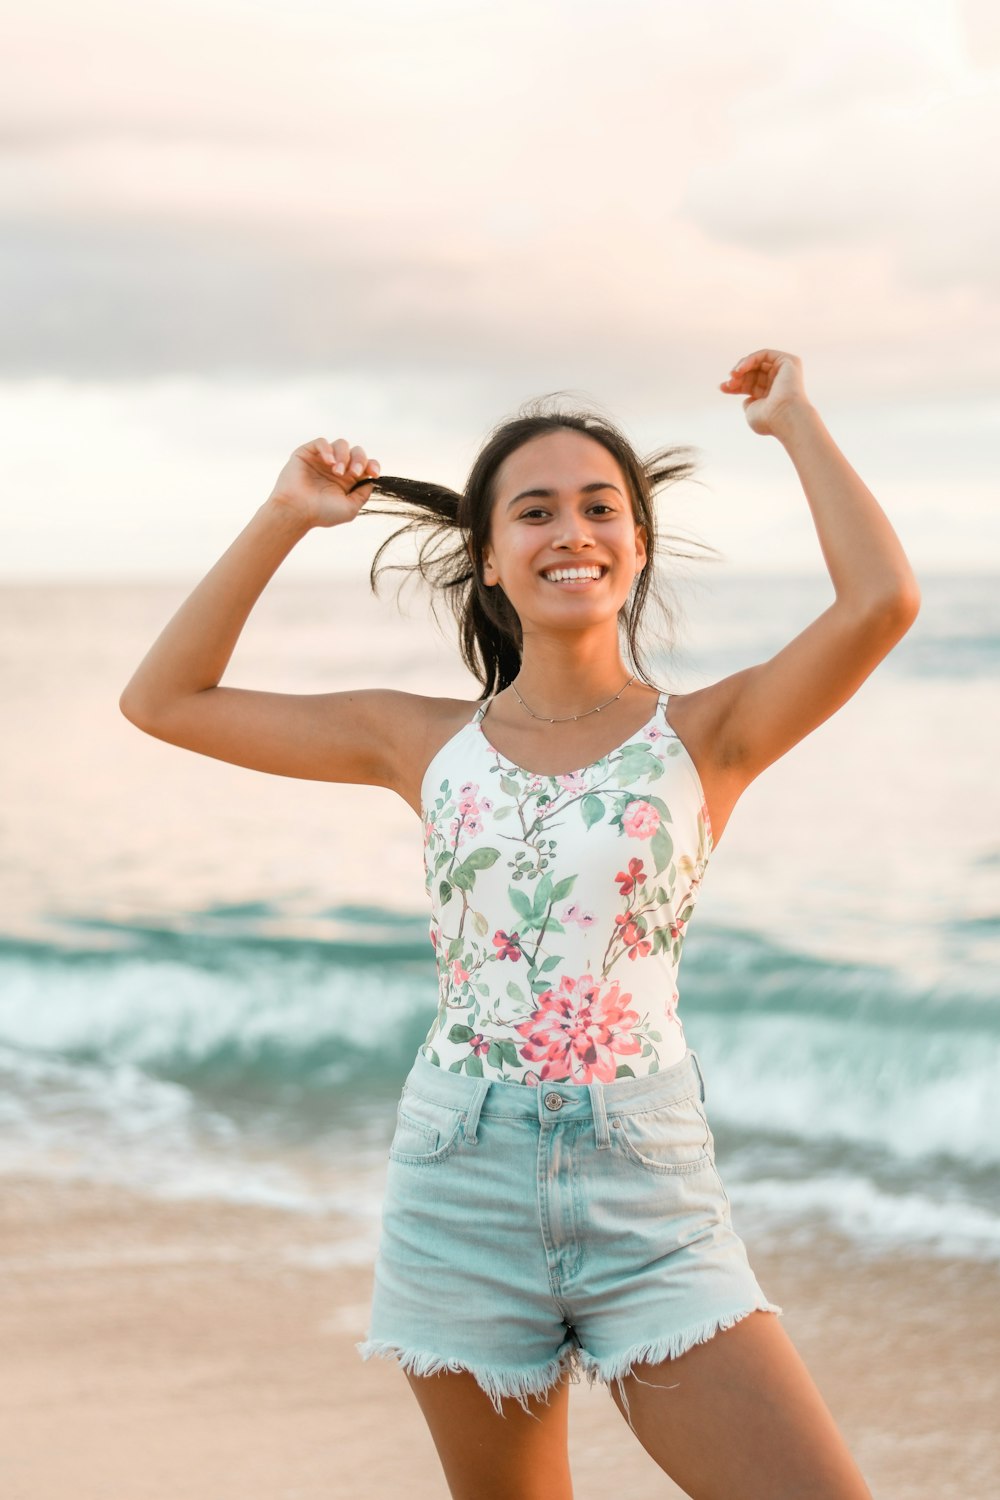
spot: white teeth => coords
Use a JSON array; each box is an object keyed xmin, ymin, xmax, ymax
[{"xmin": 543, "ymin": 567, "xmax": 604, "ymax": 582}]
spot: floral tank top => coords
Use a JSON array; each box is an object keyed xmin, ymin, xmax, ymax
[{"xmin": 417, "ymin": 688, "xmax": 714, "ymax": 1087}]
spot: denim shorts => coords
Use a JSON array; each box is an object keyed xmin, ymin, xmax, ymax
[{"xmin": 356, "ymin": 1045, "xmax": 783, "ymax": 1423}]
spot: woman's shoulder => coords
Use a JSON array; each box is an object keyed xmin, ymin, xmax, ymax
[{"xmin": 376, "ymin": 690, "xmax": 487, "ymax": 814}]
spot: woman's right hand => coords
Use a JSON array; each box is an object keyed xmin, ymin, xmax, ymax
[{"xmin": 266, "ymin": 436, "xmax": 381, "ymax": 528}]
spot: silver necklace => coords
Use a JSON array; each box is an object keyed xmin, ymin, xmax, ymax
[{"xmin": 508, "ymin": 673, "xmax": 637, "ymax": 723}]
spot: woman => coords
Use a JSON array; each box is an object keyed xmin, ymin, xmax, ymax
[{"xmin": 120, "ymin": 349, "xmax": 919, "ymax": 1499}]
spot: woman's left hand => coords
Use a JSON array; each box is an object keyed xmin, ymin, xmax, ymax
[{"xmin": 720, "ymin": 348, "xmax": 811, "ymax": 437}]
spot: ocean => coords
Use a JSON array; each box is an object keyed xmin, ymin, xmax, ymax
[{"xmin": 1, "ymin": 568, "xmax": 997, "ymax": 1272}]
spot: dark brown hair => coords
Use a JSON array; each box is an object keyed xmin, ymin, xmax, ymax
[{"xmin": 358, "ymin": 393, "xmax": 720, "ymax": 698}]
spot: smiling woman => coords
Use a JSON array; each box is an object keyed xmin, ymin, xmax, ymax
[{"xmin": 119, "ymin": 371, "xmax": 915, "ymax": 1499}]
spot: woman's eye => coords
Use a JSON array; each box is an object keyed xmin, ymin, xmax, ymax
[{"xmin": 520, "ymin": 505, "xmax": 614, "ymax": 519}]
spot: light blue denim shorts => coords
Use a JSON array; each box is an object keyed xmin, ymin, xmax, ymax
[{"xmin": 357, "ymin": 1045, "xmax": 783, "ymax": 1423}]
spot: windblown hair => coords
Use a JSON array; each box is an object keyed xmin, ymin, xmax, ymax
[{"xmin": 357, "ymin": 393, "xmax": 721, "ymax": 698}]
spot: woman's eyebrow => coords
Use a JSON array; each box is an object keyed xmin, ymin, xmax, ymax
[{"xmin": 506, "ymin": 481, "xmax": 623, "ymax": 511}]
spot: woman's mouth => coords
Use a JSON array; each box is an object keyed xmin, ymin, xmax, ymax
[{"xmin": 539, "ymin": 565, "xmax": 608, "ymax": 589}]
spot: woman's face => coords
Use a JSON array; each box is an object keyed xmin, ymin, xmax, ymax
[{"xmin": 482, "ymin": 429, "xmax": 647, "ymax": 631}]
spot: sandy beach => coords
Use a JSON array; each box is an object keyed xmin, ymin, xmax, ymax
[{"xmin": 1, "ymin": 1174, "xmax": 996, "ymax": 1500}]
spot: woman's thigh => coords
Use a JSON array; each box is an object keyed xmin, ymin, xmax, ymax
[
  {"xmin": 405, "ymin": 1366, "xmax": 575, "ymax": 1500},
  {"xmin": 608, "ymin": 1309, "xmax": 873, "ymax": 1500}
]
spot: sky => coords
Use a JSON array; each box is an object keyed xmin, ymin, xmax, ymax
[{"xmin": 1, "ymin": 0, "xmax": 998, "ymax": 580}]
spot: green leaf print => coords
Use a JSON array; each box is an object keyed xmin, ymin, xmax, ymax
[
  {"xmin": 580, "ymin": 793, "xmax": 605, "ymax": 828},
  {"xmin": 446, "ymin": 936, "xmax": 463, "ymax": 960},
  {"xmin": 532, "ymin": 872, "xmax": 554, "ymax": 917},
  {"xmin": 448, "ymin": 1023, "xmax": 476, "ymax": 1042},
  {"xmin": 508, "ymin": 887, "xmax": 533, "ymax": 919},
  {"xmin": 650, "ymin": 825, "xmax": 674, "ymax": 873},
  {"xmin": 550, "ymin": 874, "xmax": 578, "ymax": 902},
  {"xmin": 465, "ymin": 848, "xmax": 502, "ymax": 871},
  {"xmin": 537, "ymin": 953, "xmax": 561, "ymax": 973},
  {"xmin": 472, "ymin": 910, "xmax": 489, "ymax": 936},
  {"xmin": 615, "ymin": 1064, "xmax": 636, "ymax": 1079},
  {"xmin": 465, "ymin": 1053, "xmax": 484, "ymax": 1077},
  {"xmin": 615, "ymin": 748, "xmax": 664, "ymax": 787},
  {"xmin": 451, "ymin": 846, "xmax": 501, "ymax": 893},
  {"xmin": 506, "ymin": 980, "xmax": 526, "ymax": 1003},
  {"xmin": 439, "ymin": 879, "xmax": 452, "ymax": 903},
  {"xmin": 449, "ymin": 1059, "xmax": 464, "ymax": 1072},
  {"xmin": 499, "ymin": 1040, "xmax": 521, "ymax": 1066},
  {"xmin": 499, "ymin": 775, "xmax": 520, "ymax": 795}
]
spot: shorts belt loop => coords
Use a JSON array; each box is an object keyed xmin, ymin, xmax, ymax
[
  {"xmin": 689, "ymin": 1048, "xmax": 707, "ymax": 1103},
  {"xmin": 463, "ymin": 1079, "xmax": 490, "ymax": 1144},
  {"xmin": 588, "ymin": 1081, "xmax": 611, "ymax": 1149}
]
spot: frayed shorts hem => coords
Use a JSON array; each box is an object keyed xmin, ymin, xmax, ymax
[
  {"xmin": 355, "ymin": 1337, "xmax": 579, "ymax": 1419},
  {"xmin": 356, "ymin": 1298, "xmax": 784, "ymax": 1424},
  {"xmin": 575, "ymin": 1298, "xmax": 785, "ymax": 1426}
]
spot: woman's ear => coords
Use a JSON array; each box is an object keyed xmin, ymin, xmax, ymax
[{"xmin": 634, "ymin": 523, "xmax": 648, "ymax": 573}]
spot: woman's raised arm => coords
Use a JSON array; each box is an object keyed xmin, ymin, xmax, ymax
[{"xmin": 118, "ymin": 436, "xmax": 414, "ymax": 790}]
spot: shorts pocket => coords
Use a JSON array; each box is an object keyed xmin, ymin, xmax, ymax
[
  {"xmin": 388, "ymin": 1088, "xmax": 468, "ymax": 1165},
  {"xmin": 611, "ymin": 1090, "xmax": 714, "ymax": 1174}
]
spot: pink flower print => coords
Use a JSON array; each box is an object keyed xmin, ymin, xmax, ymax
[
  {"xmin": 614, "ymin": 913, "xmax": 652, "ymax": 961},
  {"xmin": 643, "ymin": 724, "xmax": 666, "ymax": 743},
  {"xmin": 469, "ymin": 1033, "xmax": 490, "ymax": 1058},
  {"xmin": 527, "ymin": 775, "xmax": 545, "ymax": 795},
  {"xmin": 622, "ymin": 800, "xmax": 660, "ymax": 839},
  {"xmin": 560, "ymin": 902, "xmax": 596, "ymax": 929},
  {"xmin": 478, "ymin": 796, "xmax": 494, "ymax": 813},
  {"xmin": 459, "ymin": 780, "xmax": 480, "ymax": 798},
  {"xmin": 513, "ymin": 973, "xmax": 642, "ymax": 1084},
  {"xmin": 493, "ymin": 929, "xmax": 523, "ymax": 961},
  {"xmin": 615, "ymin": 857, "xmax": 646, "ymax": 897},
  {"xmin": 555, "ymin": 770, "xmax": 588, "ymax": 794},
  {"xmin": 523, "ymin": 1070, "xmax": 541, "ymax": 1088},
  {"xmin": 450, "ymin": 958, "xmax": 470, "ymax": 986},
  {"xmin": 449, "ymin": 806, "xmax": 481, "ymax": 845},
  {"xmin": 457, "ymin": 793, "xmax": 479, "ymax": 814}
]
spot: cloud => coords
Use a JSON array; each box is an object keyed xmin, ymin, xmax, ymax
[{"xmin": 0, "ymin": 2, "xmax": 994, "ymax": 394}]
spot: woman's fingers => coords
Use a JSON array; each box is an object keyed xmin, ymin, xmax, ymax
[
  {"xmin": 320, "ymin": 437, "xmax": 380, "ymax": 479},
  {"xmin": 721, "ymin": 349, "xmax": 795, "ymax": 393}
]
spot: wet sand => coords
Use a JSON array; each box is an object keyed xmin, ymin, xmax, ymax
[{"xmin": 1, "ymin": 1174, "xmax": 996, "ymax": 1499}]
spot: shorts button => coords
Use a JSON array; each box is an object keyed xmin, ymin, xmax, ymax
[
  {"xmin": 544, "ymin": 1092, "xmax": 564, "ymax": 1111},
  {"xmin": 611, "ymin": 1119, "xmax": 620, "ymax": 1128}
]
